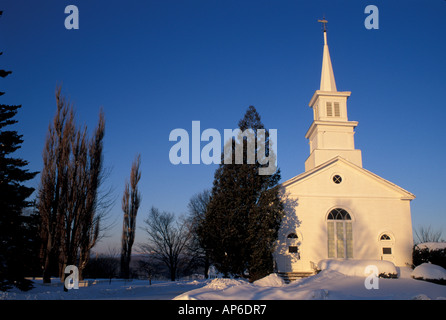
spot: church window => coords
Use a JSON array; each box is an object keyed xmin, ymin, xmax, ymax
[
  {"xmin": 326, "ymin": 102, "xmax": 340, "ymax": 117},
  {"xmin": 289, "ymin": 246, "xmax": 298, "ymax": 253},
  {"xmin": 327, "ymin": 208, "xmax": 353, "ymax": 259},
  {"xmin": 382, "ymin": 247, "xmax": 392, "ymax": 255},
  {"xmin": 334, "ymin": 102, "xmax": 340, "ymax": 117},
  {"xmin": 287, "ymin": 233, "xmax": 298, "ymax": 239},
  {"xmin": 327, "ymin": 208, "xmax": 350, "ymax": 220},
  {"xmin": 333, "ymin": 175, "xmax": 342, "ymax": 184},
  {"xmin": 380, "ymin": 234, "xmax": 391, "ymax": 241},
  {"xmin": 326, "ymin": 102, "xmax": 333, "ymax": 117}
]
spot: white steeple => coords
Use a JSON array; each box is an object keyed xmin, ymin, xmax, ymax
[
  {"xmin": 304, "ymin": 20, "xmax": 362, "ymax": 171},
  {"xmin": 320, "ymin": 31, "xmax": 337, "ymax": 92}
]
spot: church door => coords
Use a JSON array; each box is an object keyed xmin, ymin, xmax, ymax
[
  {"xmin": 283, "ymin": 233, "xmax": 301, "ymax": 272},
  {"xmin": 379, "ymin": 233, "xmax": 395, "ymax": 263}
]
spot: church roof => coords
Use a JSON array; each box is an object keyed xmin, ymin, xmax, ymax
[{"xmin": 281, "ymin": 156, "xmax": 415, "ymax": 201}]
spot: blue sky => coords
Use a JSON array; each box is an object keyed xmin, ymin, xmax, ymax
[{"xmin": 1, "ymin": 0, "xmax": 446, "ymax": 252}]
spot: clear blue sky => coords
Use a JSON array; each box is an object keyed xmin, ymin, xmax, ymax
[{"xmin": 2, "ymin": 0, "xmax": 445, "ymax": 252}]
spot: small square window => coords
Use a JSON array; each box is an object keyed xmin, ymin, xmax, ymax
[
  {"xmin": 289, "ymin": 246, "xmax": 298, "ymax": 253},
  {"xmin": 383, "ymin": 247, "xmax": 392, "ymax": 255}
]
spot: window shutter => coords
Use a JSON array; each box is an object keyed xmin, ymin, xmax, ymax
[
  {"xmin": 326, "ymin": 102, "xmax": 333, "ymax": 117},
  {"xmin": 334, "ymin": 102, "xmax": 340, "ymax": 117}
]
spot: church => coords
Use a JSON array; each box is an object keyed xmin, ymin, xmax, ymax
[{"xmin": 274, "ymin": 24, "xmax": 415, "ymax": 275}]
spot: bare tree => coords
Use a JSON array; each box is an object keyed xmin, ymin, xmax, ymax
[
  {"xmin": 120, "ymin": 154, "xmax": 142, "ymax": 279},
  {"xmin": 137, "ymin": 255, "xmax": 156, "ymax": 285},
  {"xmin": 414, "ymin": 225, "xmax": 444, "ymax": 244},
  {"xmin": 141, "ymin": 207, "xmax": 191, "ymax": 281},
  {"xmin": 187, "ymin": 189, "xmax": 211, "ymax": 278},
  {"xmin": 83, "ymin": 247, "xmax": 119, "ymax": 283},
  {"xmin": 77, "ymin": 112, "xmax": 108, "ymax": 280},
  {"xmin": 38, "ymin": 86, "xmax": 108, "ymax": 283},
  {"xmin": 38, "ymin": 88, "xmax": 75, "ymax": 283}
]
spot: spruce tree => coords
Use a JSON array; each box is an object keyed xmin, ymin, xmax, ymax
[
  {"xmin": 200, "ymin": 106, "xmax": 284, "ymax": 281},
  {"xmin": 0, "ymin": 13, "xmax": 39, "ymax": 289}
]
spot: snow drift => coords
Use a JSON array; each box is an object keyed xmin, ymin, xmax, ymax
[
  {"xmin": 412, "ymin": 263, "xmax": 446, "ymax": 281},
  {"xmin": 317, "ymin": 259, "xmax": 398, "ymax": 277}
]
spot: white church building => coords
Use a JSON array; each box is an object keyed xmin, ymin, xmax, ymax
[{"xmin": 274, "ymin": 26, "xmax": 415, "ymax": 275}]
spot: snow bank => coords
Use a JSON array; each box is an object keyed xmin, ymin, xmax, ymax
[
  {"xmin": 416, "ymin": 242, "xmax": 446, "ymax": 251},
  {"xmin": 173, "ymin": 267, "xmax": 446, "ymax": 300},
  {"xmin": 412, "ymin": 263, "xmax": 446, "ymax": 281},
  {"xmin": 317, "ymin": 259, "xmax": 398, "ymax": 277},
  {"xmin": 202, "ymin": 278, "xmax": 247, "ymax": 290},
  {"xmin": 253, "ymin": 273, "xmax": 285, "ymax": 287}
]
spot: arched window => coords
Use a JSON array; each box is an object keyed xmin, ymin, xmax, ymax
[
  {"xmin": 287, "ymin": 233, "xmax": 298, "ymax": 239},
  {"xmin": 380, "ymin": 234, "xmax": 391, "ymax": 241},
  {"xmin": 327, "ymin": 208, "xmax": 353, "ymax": 259},
  {"xmin": 327, "ymin": 208, "xmax": 351, "ymax": 220}
]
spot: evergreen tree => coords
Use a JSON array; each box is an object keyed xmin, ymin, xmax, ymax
[
  {"xmin": 0, "ymin": 14, "xmax": 39, "ymax": 289},
  {"xmin": 199, "ymin": 106, "xmax": 284, "ymax": 281}
]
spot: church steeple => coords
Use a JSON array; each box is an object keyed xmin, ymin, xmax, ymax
[
  {"xmin": 320, "ymin": 29, "xmax": 337, "ymax": 92},
  {"xmin": 304, "ymin": 20, "xmax": 363, "ymax": 171}
]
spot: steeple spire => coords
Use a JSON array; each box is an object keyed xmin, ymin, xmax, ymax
[
  {"xmin": 305, "ymin": 20, "xmax": 361, "ymax": 171},
  {"xmin": 318, "ymin": 19, "xmax": 337, "ymax": 92}
]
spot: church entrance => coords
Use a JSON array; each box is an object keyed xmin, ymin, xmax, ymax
[
  {"xmin": 327, "ymin": 208, "xmax": 353, "ymax": 259},
  {"xmin": 379, "ymin": 233, "xmax": 395, "ymax": 263},
  {"xmin": 283, "ymin": 232, "xmax": 302, "ymax": 272}
]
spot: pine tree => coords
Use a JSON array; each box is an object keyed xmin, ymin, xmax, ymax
[
  {"xmin": 199, "ymin": 106, "xmax": 284, "ymax": 281},
  {"xmin": 0, "ymin": 15, "xmax": 39, "ymax": 289},
  {"xmin": 120, "ymin": 154, "xmax": 141, "ymax": 279}
]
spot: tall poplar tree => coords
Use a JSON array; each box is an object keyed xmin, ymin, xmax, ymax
[
  {"xmin": 120, "ymin": 154, "xmax": 141, "ymax": 279},
  {"xmin": 38, "ymin": 86, "xmax": 106, "ymax": 283}
]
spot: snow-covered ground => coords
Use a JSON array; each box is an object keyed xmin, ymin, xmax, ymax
[
  {"xmin": 175, "ymin": 267, "xmax": 446, "ymax": 300},
  {"xmin": 2, "ymin": 262, "xmax": 446, "ymax": 300},
  {"xmin": 0, "ymin": 279, "xmax": 207, "ymax": 300}
]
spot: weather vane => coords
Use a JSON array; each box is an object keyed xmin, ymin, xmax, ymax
[{"xmin": 318, "ymin": 17, "xmax": 328, "ymax": 32}]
